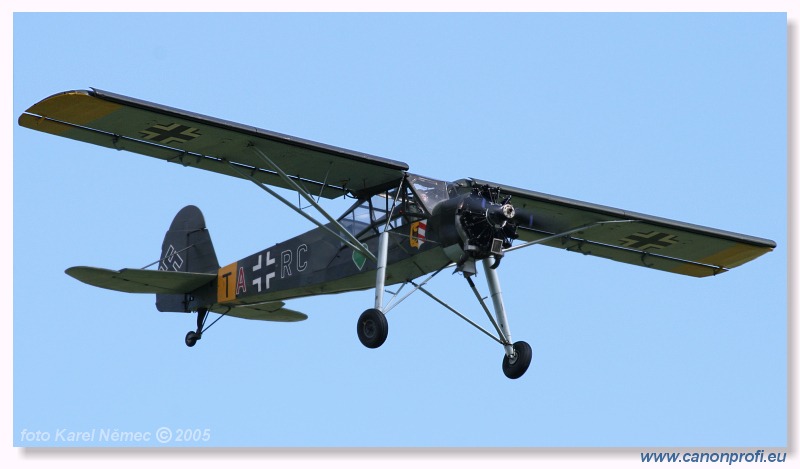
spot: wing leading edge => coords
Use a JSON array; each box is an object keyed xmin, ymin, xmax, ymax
[
  {"xmin": 19, "ymin": 89, "xmax": 409, "ymax": 198},
  {"xmin": 457, "ymin": 178, "xmax": 776, "ymax": 278}
]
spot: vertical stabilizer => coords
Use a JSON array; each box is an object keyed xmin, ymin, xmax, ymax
[{"xmin": 156, "ymin": 205, "xmax": 219, "ymax": 312}]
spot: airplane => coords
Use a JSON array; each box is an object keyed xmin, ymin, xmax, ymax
[{"xmin": 18, "ymin": 88, "xmax": 777, "ymax": 379}]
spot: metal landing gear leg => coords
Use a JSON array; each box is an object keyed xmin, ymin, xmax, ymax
[
  {"xmin": 185, "ymin": 307, "xmax": 208, "ymax": 347},
  {"xmin": 482, "ymin": 257, "xmax": 532, "ymax": 379},
  {"xmin": 357, "ymin": 231, "xmax": 390, "ymax": 349}
]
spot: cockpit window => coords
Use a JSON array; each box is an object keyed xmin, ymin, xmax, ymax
[
  {"xmin": 338, "ymin": 174, "xmax": 449, "ymax": 238},
  {"xmin": 407, "ymin": 173, "xmax": 449, "ymax": 213},
  {"xmin": 339, "ymin": 191, "xmax": 400, "ymax": 237},
  {"xmin": 339, "ymin": 200, "xmax": 373, "ymax": 237}
]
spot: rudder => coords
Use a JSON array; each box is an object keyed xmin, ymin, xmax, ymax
[{"xmin": 156, "ymin": 205, "xmax": 219, "ymax": 312}]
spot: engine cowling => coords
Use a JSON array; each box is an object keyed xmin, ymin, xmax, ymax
[
  {"xmin": 455, "ymin": 185, "xmax": 518, "ymax": 263},
  {"xmin": 431, "ymin": 184, "xmax": 518, "ymax": 271}
]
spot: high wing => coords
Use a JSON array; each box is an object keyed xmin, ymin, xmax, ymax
[
  {"xmin": 18, "ymin": 89, "xmax": 408, "ymax": 199},
  {"xmin": 459, "ymin": 178, "xmax": 776, "ymax": 278}
]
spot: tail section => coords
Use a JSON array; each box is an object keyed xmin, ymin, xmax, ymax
[{"xmin": 156, "ymin": 205, "xmax": 219, "ymax": 312}]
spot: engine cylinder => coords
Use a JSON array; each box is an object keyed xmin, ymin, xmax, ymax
[{"xmin": 430, "ymin": 186, "xmax": 518, "ymax": 262}]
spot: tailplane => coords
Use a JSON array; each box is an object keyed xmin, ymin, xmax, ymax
[{"xmin": 66, "ymin": 267, "xmax": 214, "ymax": 294}]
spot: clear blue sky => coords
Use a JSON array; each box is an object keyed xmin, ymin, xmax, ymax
[{"xmin": 13, "ymin": 12, "xmax": 786, "ymax": 448}]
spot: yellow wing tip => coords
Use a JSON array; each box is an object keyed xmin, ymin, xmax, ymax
[
  {"xmin": 703, "ymin": 244, "xmax": 773, "ymax": 269},
  {"xmin": 671, "ymin": 244, "xmax": 774, "ymax": 277},
  {"xmin": 22, "ymin": 89, "xmax": 121, "ymax": 127}
]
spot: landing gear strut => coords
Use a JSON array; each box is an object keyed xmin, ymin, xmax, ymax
[
  {"xmin": 355, "ymin": 211, "xmax": 531, "ymax": 378},
  {"xmin": 357, "ymin": 231, "xmax": 390, "ymax": 349},
  {"xmin": 185, "ymin": 308, "xmax": 208, "ymax": 347},
  {"xmin": 479, "ymin": 257, "xmax": 533, "ymax": 379}
]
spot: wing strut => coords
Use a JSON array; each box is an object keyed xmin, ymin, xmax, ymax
[
  {"xmin": 504, "ymin": 219, "xmax": 636, "ymax": 253},
  {"xmin": 511, "ymin": 219, "xmax": 735, "ymax": 275},
  {"xmin": 247, "ymin": 144, "xmax": 377, "ymax": 262},
  {"xmin": 225, "ymin": 147, "xmax": 377, "ymax": 262}
]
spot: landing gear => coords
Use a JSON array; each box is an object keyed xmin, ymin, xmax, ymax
[
  {"xmin": 357, "ymin": 308, "xmax": 388, "ymax": 349},
  {"xmin": 358, "ymin": 230, "xmax": 390, "ymax": 349},
  {"xmin": 184, "ymin": 308, "xmax": 208, "ymax": 348},
  {"xmin": 356, "ymin": 220, "xmax": 531, "ymax": 378},
  {"xmin": 479, "ymin": 257, "xmax": 533, "ymax": 379},
  {"xmin": 185, "ymin": 331, "xmax": 200, "ymax": 347},
  {"xmin": 502, "ymin": 341, "xmax": 532, "ymax": 379}
]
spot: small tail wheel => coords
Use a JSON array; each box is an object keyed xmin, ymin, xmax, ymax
[
  {"xmin": 502, "ymin": 340, "xmax": 532, "ymax": 379},
  {"xmin": 357, "ymin": 308, "xmax": 388, "ymax": 349},
  {"xmin": 185, "ymin": 331, "xmax": 201, "ymax": 347}
]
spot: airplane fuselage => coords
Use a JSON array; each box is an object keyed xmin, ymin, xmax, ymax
[{"xmin": 196, "ymin": 193, "xmax": 464, "ymax": 312}]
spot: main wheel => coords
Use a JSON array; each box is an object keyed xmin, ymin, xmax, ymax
[
  {"xmin": 502, "ymin": 341, "xmax": 532, "ymax": 379},
  {"xmin": 185, "ymin": 331, "xmax": 200, "ymax": 348},
  {"xmin": 357, "ymin": 308, "xmax": 388, "ymax": 349}
]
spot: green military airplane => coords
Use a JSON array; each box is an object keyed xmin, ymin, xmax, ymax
[{"xmin": 19, "ymin": 89, "xmax": 776, "ymax": 379}]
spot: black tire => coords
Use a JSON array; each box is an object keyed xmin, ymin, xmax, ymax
[
  {"xmin": 185, "ymin": 331, "xmax": 199, "ymax": 348},
  {"xmin": 502, "ymin": 341, "xmax": 532, "ymax": 379},
  {"xmin": 357, "ymin": 308, "xmax": 388, "ymax": 349}
]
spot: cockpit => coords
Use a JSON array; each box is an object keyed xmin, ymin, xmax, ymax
[{"xmin": 338, "ymin": 173, "xmax": 450, "ymax": 237}]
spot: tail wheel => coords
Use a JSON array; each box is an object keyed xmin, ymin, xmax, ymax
[
  {"xmin": 357, "ymin": 308, "xmax": 388, "ymax": 349},
  {"xmin": 184, "ymin": 308, "xmax": 207, "ymax": 347},
  {"xmin": 185, "ymin": 331, "xmax": 201, "ymax": 347},
  {"xmin": 502, "ymin": 341, "xmax": 532, "ymax": 379}
]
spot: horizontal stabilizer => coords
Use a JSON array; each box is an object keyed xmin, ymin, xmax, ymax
[
  {"xmin": 212, "ymin": 302, "xmax": 308, "ymax": 322},
  {"xmin": 66, "ymin": 266, "xmax": 215, "ymax": 294}
]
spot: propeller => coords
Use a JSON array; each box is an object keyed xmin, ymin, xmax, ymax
[{"xmin": 455, "ymin": 184, "xmax": 519, "ymax": 269}]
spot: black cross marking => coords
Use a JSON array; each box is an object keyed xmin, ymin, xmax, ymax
[
  {"xmin": 619, "ymin": 231, "xmax": 678, "ymax": 250},
  {"xmin": 139, "ymin": 123, "xmax": 201, "ymax": 145}
]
